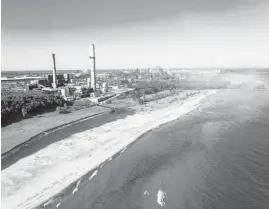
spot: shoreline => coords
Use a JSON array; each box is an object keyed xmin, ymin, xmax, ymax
[
  {"xmin": 1, "ymin": 108, "xmax": 134, "ymax": 170},
  {"xmin": 1, "ymin": 89, "xmax": 216, "ymax": 209}
]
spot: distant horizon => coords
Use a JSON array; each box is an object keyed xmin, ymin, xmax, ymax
[{"xmin": 2, "ymin": 67, "xmax": 269, "ymax": 73}]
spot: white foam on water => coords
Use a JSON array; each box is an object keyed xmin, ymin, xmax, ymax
[
  {"xmin": 56, "ymin": 202, "xmax": 61, "ymax": 208},
  {"xmin": 43, "ymin": 199, "xmax": 53, "ymax": 207},
  {"xmin": 100, "ymin": 163, "xmax": 105, "ymax": 168},
  {"xmin": 144, "ymin": 190, "xmax": 150, "ymax": 195},
  {"xmin": 72, "ymin": 187, "xmax": 78, "ymax": 195},
  {"xmin": 76, "ymin": 179, "xmax": 81, "ymax": 188},
  {"xmin": 157, "ymin": 190, "xmax": 167, "ymax": 207},
  {"xmin": 89, "ymin": 170, "xmax": 98, "ymax": 180},
  {"xmin": 120, "ymin": 147, "xmax": 127, "ymax": 154}
]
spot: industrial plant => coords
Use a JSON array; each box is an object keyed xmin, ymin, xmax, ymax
[{"xmin": 1, "ymin": 44, "xmax": 179, "ymax": 105}]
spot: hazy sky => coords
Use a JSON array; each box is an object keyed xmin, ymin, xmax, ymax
[{"xmin": 2, "ymin": 0, "xmax": 269, "ymax": 70}]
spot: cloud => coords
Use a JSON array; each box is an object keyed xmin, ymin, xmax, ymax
[{"xmin": 2, "ymin": 0, "xmax": 267, "ymax": 31}]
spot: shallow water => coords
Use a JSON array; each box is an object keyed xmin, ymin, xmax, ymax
[{"xmin": 139, "ymin": 89, "xmax": 269, "ymax": 209}]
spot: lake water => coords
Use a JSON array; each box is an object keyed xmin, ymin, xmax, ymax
[{"xmin": 139, "ymin": 89, "xmax": 269, "ymax": 209}]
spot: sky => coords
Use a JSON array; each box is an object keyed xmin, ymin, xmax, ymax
[{"xmin": 2, "ymin": 0, "xmax": 269, "ymax": 70}]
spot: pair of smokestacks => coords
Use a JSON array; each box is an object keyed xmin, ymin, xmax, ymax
[{"xmin": 51, "ymin": 44, "xmax": 96, "ymax": 91}]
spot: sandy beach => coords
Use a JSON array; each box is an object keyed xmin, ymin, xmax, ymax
[{"xmin": 1, "ymin": 90, "xmax": 216, "ymax": 209}]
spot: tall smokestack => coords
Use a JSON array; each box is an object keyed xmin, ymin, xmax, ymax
[
  {"xmin": 89, "ymin": 44, "xmax": 96, "ymax": 91},
  {"xmin": 52, "ymin": 53, "xmax": 57, "ymax": 89}
]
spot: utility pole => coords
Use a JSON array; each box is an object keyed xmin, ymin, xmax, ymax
[
  {"xmin": 89, "ymin": 44, "xmax": 96, "ymax": 91},
  {"xmin": 52, "ymin": 53, "xmax": 57, "ymax": 89}
]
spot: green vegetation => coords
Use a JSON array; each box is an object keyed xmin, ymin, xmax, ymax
[
  {"xmin": 1, "ymin": 89, "xmax": 65, "ymax": 127},
  {"xmin": 173, "ymin": 80, "xmax": 229, "ymax": 90},
  {"xmin": 135, "ymin": 79, "xmax": 230, "ymax": 93},
  {"xmin": 130, "ymin": 79, "xmax": 229, "ymax": 104},
  {"xmin": 72, "ymin": 99, "xmax": 95, "ymax": 111},
  {"xmin": 134, "ymin": 81, "xmax": 177, "ymax": 94},
  {"xmin": 130, "ymin": 81, "xmax": 177, "ymax": 103},
  {"xmin": 56, "ymin": 104, "xmax": 72, "ymax": 114}
]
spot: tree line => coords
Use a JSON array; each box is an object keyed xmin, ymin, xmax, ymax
[{"xmin": 1, "ymin": 90, "xmax": 65, "ymax": 127}]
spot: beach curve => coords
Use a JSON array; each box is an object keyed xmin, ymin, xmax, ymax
[{"xmin": 1, "ymin": 90, "xmax": 216, "ymax": 209}]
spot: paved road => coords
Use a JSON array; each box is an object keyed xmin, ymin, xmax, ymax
[
  {"xmin": 39, "ymin": 90, "xmax": 269, "ymax": 209},
  {"xmin": 2, "ymin": 108, "xmax": 133, "ymax": 170}
]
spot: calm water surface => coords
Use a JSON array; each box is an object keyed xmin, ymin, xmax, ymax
[{"xmin": 141, "ymin": 89, "xmax": 269, "ymax": 209}]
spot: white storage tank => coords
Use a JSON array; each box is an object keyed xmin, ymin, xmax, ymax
[{"xmin": 61, "ymin": 88, "xmax": 67, "ymax": 97}]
